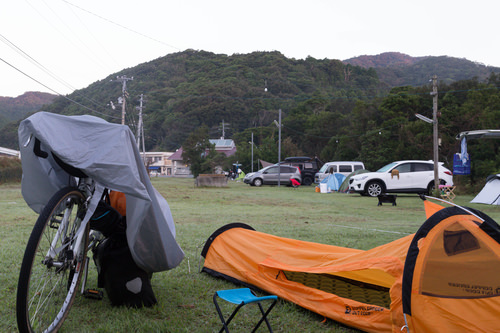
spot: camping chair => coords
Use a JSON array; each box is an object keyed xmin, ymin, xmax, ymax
[
  {"xmin": 290, "ymin": 178, "xmax": 301, "ymax": 188},
  {"xmin": 439, "ymin": 185, "xmax": 456, "ymax": 201},
  {"xmin": 213, "ymin": 288, "xmax": 278, "ymax": 333}
]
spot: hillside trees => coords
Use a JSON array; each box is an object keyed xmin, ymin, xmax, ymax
[
  {"xmin": 438, "ymin": 79, "xmax": 500, "ymax": 182},
  {"xmin": 1, "ymin": 51, "xmax": 498, "ymax": 189},
  {"xmin": 273, "ymin": 75, "xmax": 499, "ymax": 182}
]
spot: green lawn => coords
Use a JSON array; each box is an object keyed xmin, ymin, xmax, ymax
[{"xmin": 1, "ymin": 178, "xmax": 499, "ymax": 332}]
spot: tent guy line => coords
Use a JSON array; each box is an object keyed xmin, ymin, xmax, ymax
[{"xmin": 310, "ymin": 223, "xmax": 412, "ymax": 235}]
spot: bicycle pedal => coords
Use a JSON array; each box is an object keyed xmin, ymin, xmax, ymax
[{"xmin": 84, "ymin": 289, "xmax": 103, "ymax": 300}]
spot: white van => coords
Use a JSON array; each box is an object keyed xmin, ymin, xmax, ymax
[{"xmin": 314, "ymin": 161, "xmax": 365, "ymax": 184}]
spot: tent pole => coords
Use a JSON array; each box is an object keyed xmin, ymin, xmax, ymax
[
  {"xmin": 423, "ymin": 195, "xmax": 485, "ymax": 221},
  {"xmin": 401, "ymin": 313, "xmax": 410, "ymax": 332}
]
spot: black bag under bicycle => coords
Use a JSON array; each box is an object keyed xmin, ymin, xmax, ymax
[
  {"xmin": 92, "ymin": 234, "xmax": 157, "ymax": 308},
  {"xmin": 89, "ymin": 200, "xmax": 126, "ymax": 237}
]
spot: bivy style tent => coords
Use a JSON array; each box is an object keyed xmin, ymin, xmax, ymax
[
  {"xmin": 201, "ymin": 200, "xmax": 500, "ymax": 333},
  {"xmin": 18, "ymin": 112, "xmax": 184, "ymax": 272},
  {"xmin": 471, "ymin": 174, "xmax": 500, "ymax": 205},
  {"xmin": 338, "ymin": 169, "xmax": 370, "ymax": 193}
]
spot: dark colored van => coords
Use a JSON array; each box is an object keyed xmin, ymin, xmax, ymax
[{"xmin": 279, "ymin": 156, "xmax": 323, "ymax": 185}]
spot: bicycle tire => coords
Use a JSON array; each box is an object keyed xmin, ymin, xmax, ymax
[{"xmin": 17, "ymin": 187, "xmax": 90, "ymax": 333}]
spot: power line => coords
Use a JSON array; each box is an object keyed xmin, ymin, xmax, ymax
[
  {"xmin": 0, "ymin": 33, "xmax": 78, "ymax": 93},
  {"xmin": 62, "ymin": 0, "xmax": 119, "ymax": 65},
  {"xmin": 0, "ymin": 33, "xmax": 106, "ymax": 110},
  {"xmin": 145, "ymin": 85, "xmax": 499, "ymax": 104},
  {"xmin": 62, "ymin": 0, "xmax": 181, "ymax": 52},
  {"xmin": 25, "ymin": 0, "xmax": 109, "ymax": 71},
  {"xmin": 0, "ymin": 55, "xmax": 120, "ymax": 120},
  {"xmin": 282, "ymin": 122, "xmax": 402, "ymax": 142}
]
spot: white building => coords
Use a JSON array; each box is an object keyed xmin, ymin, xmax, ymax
[{"xmin": 141, "ymin": 152, "xmax": 174, "ymax": 175}]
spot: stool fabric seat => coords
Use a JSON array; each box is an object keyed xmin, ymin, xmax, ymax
[
  {"xmin": 216, "ymin": 288, "xmax": 277, "ymax": 305},
  {"xmin": 213, "ymin": 288, "xmax": 277, "ymax": 333}
]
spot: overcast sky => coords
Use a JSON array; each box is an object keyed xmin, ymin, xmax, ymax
[{"xmin": 1, "ymin": 0, "xmax": 499, "ymax": 97}]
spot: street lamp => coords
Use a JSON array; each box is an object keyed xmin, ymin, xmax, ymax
[{"xmin": 415, "ymin": 113, "xmax": 433, "ymax": 124}]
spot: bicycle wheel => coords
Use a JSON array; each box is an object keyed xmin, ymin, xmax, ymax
[{"xmin": 17, "ymin": 187, "xmax": 90, "ymax": 333}]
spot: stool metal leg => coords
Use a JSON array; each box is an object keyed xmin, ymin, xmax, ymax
[
  {"xmin": 214, "ymin": 293, "xmax": 246, "ymax": 333},
  {"xmin": 213, "ymin": 290, "xmax": 277, "ymax": 333},
  {"xmin": 219, "ymin": 304, "xmax": 244, "ymax": 333},
  {"xmin": 251, "ymin": 300, "xmax": 277, "ymax": 333}
]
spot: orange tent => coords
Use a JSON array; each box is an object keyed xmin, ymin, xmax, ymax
[
  {"xmin": 201, "ymin": 201, "xmax": 500, "ymax": 332},
  {"xmin": 402, "ymin": 204, "xmax": 500, "ymax": 332}
]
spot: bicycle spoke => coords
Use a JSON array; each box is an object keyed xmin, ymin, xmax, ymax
[
  {"xmin": 29, "ymin": 271, "xmax": 65, "ymax": 329},
  {"xmin": 17, "ymin": 187, "xmax": 89, "ymax": 333}
]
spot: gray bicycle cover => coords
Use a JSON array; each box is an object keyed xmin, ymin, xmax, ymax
[{"xmin": 18, "ymin": 112, "xmax": 184, "ymax": 272}]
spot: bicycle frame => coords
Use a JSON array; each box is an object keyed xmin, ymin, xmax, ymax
[
  {"xmin": 41, "ymin": 177, "xmax": 104, "ymax": 298},
  {"xmin": 74, "ymin": 178, "xmax": 104, "ymax": 294},
  {"xmin": 45, "ymin": 178, "xmax": 93, "ymax": 263}
]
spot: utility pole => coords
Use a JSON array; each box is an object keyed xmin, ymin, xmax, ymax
[
  {"xmin": 251, "ymin": 132, "xmax": 254, "ymax": 173},
  {"xmin": 275, "ymin": 109, "xmax": 282, "ymax": 187},
  {"xmin": 431, "ymin": 75, "xmax": 439, "ymax": 195},
  {"xmin": 116, "ymin": 75, "xmax": 133, "ymax": 125},
  {"xmin": 136, "ymin": 94, "xmax": 146, "ymax": 160}
]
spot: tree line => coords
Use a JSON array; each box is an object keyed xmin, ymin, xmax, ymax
[
  {"xmin": 228, "ymin": 74, "xmax": 500, "ymax": 189},
  {"xmin": 182, "ymin": 73, "xmax": 500, "ymax": 191},
  {"xmin": 0, "ymin": 51, "xmax": 498, "ymax": 190}
]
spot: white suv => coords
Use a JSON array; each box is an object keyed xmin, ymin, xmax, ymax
[{"xmin": 349, "ymin": 160, "xmax": 453, "ymax": 197}]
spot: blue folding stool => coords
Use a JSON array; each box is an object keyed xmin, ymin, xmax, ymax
[{"xmin": 213, "ymin": 288, "xmax": 278, "ymax": 333}]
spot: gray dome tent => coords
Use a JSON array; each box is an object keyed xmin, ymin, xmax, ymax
[{"xmin": 471, "ymin": 174, "xmax": 500, "ymax": 205}]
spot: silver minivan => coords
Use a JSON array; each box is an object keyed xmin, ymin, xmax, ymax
[
  {"xmin": 244, "ymin": 165, "xmax": 301, "ymax": 186},
  {"xmin": 314, "ymin": 161, "xmax": 365, "ymax": 183}
]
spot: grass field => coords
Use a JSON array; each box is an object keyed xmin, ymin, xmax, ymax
[{"xmin": 1, "ymin": 178, "xmax": 499, "ymax": 332}]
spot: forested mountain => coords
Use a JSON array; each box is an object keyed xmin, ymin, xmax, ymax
[
  {"xmin": 1, "ymin": 50, "xmax": 498, "ymax": 186},
  {"xmin": 18, "ymin": 50, "xmax": 382, "ymax": 151},
  {"xmin": 344, "ymin": 52, "xmax": 428, "ymax": 68},
  {"xmin": 0, "ymin": 92, "xmax": 56, "ymax": 129},
  {"xmin": 344, "ymin": 52, "xmax": 500, "ymax": 87}
]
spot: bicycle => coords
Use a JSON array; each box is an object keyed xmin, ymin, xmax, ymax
[
  {"xmin": 16, "ymin": 138, "xmax": 104, "ymax": 333},
  {"xmin": 16, "ymin": 113, "xmax": 184, "ymax": 332}
]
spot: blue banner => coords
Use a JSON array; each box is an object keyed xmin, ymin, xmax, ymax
[{"xmin": 453, "ymin": 153, "xmax": 471, "ymax": 175}]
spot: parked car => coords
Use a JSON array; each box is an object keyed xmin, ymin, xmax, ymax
[
  {"xmin": 279, "ymin": 156, "xmax": 323, "ymax": 186},
  {"xmin": 314, "ymin": 161, "xmax": 365, "ymax": 184},
  {"xmin": 243, "ymin": 164, "xmax": 301, "ymax": 187},
  {"xmin": 349, "ymin": 160, "xmax": 453, "ymax": 197}
]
